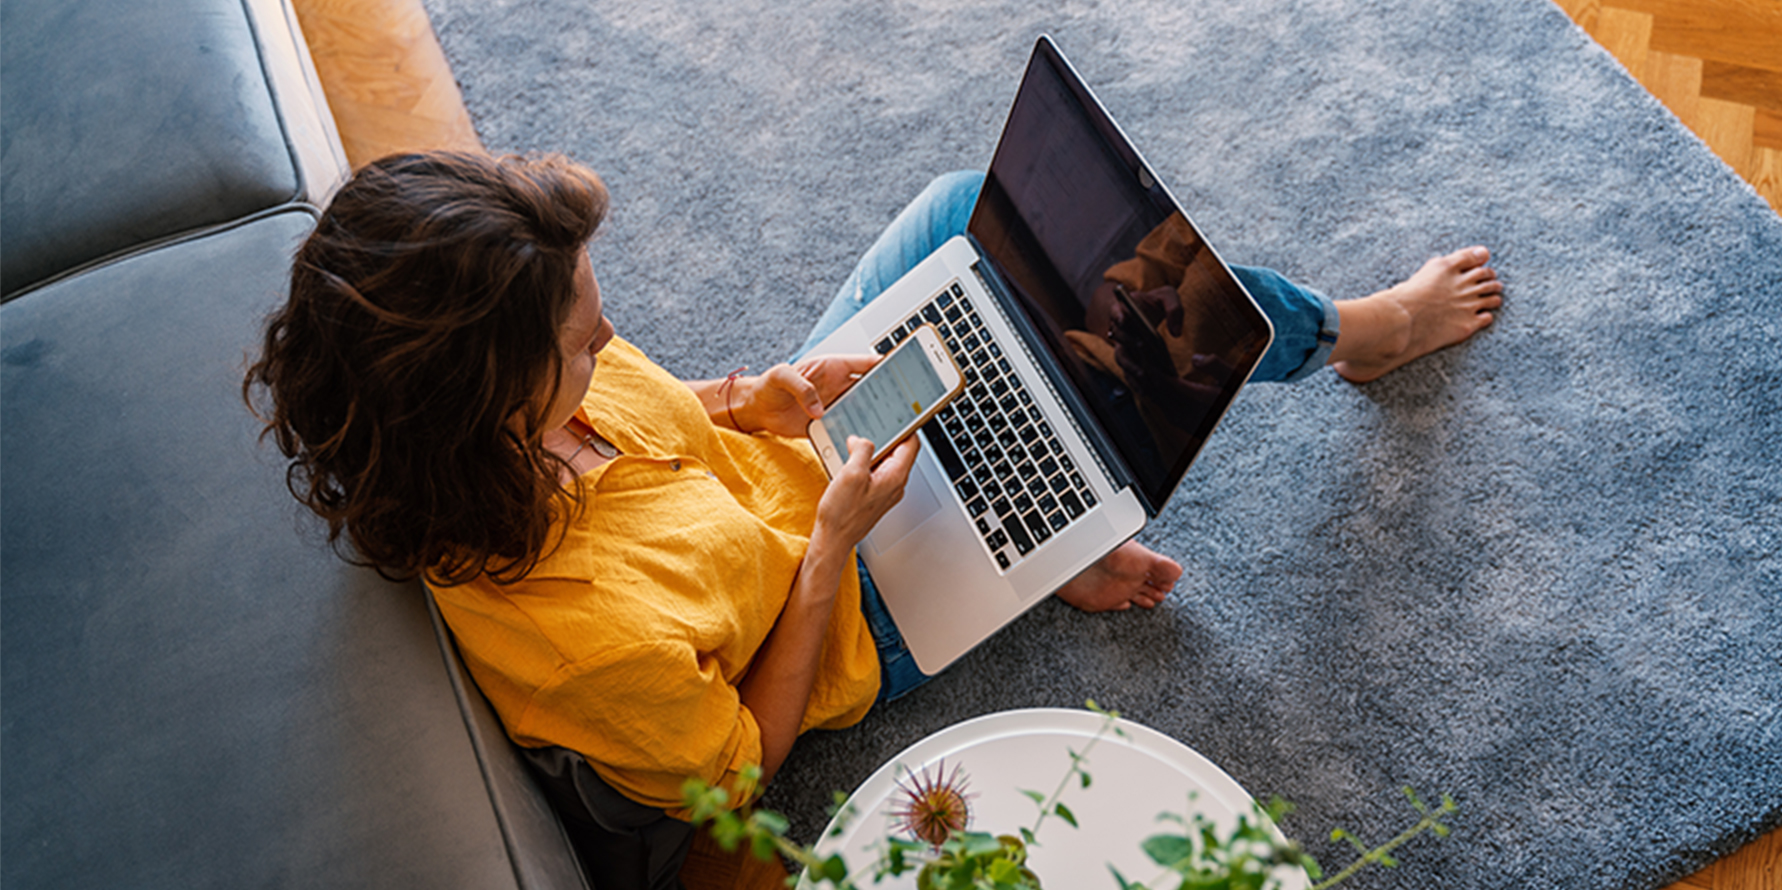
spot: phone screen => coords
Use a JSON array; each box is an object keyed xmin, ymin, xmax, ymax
[{"xmin": 822, "ymin": 337, "xmax": 952, "ymax": 464}]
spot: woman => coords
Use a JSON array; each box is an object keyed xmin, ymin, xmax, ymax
[{"xmin": 246, "ymin": 152, "xmax": 1501, "ymax": 816}]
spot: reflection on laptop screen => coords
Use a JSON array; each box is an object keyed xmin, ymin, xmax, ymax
[{"xmin": 968, "ymin": 40, "xmax": 1271, "ymax": 511}]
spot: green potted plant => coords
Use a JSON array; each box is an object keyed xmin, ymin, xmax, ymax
[{"xmin": 684, "ymin": 703, "xmax": 1455, "ymax": 890}]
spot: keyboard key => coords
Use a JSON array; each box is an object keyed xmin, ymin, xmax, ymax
[
  {"xmin": 955, "ymin": 477, "xmax": 978, "ymax": 501},
  {"xmin": 876, "ymin": 337, "xmax": 894, "ymax": 355},
  {"xmin": 1060, "ymin": 491, "xmax": 1085, "ymax": 518},
  {"xmin": 922, "ymin": 305, "xmax": 942, "ymax": 324},
  {"xmin": 1025, "ymin": 511, "xmax": 1052, "ymax": 544},
  {"xmin": 996, "ymin": 552, "xmax": 1010, "ymax": 570},
  {"xmin": 976, "ymin": 516, "xmax": 992, "ymax": 535},
  {"xmin": 923, "ymin": 424, "xmax": 966, "ymax": 480},
  {"xmin": 1002, "ymin": 514, "xmax": 1034, "ymax": 555},
  {"xmin": 1050, "ymin": 474, "xmax": 1070, "ymax": 494},
  {"xmin": 1048, "ymin": 511, "xmax": 1068, "ymax": 532},
  {"xmin": 891, "ymin": 327, "xmax": 908, "ymax": 343},
  {"xmin": 966, "ymin": 497, "xmax": 987, "ymax": 517}
]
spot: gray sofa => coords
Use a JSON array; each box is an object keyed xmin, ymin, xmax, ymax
[{"xmin": 0, "ymin": 0, "xmax": 587, "ymax": 886}]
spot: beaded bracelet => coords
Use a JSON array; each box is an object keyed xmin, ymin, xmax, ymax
[{"xmin": 721, "ymin": 366, "xmax": 749, "ymax": 430}]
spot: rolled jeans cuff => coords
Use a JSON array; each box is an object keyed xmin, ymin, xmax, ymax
[
  {"xmin": 1279, "ymin": 288, "xmax": 1340, "ymax": 382},
  {"xmin": 1231, "ymin": 265, "xmax": 1341, "ymax": 384}
]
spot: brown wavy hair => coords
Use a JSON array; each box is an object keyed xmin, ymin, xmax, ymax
[{"xmin": 245, "ymin": 151, "xmax": 610, "ymax": 585}]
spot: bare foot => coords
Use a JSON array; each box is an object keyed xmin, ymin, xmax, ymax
[
  {"xmin": 1330, "ymin": 246, "xmax": 1504, "ymax": 383},
  {"xmin": 1054, "ymin": 541, "xmax": 1183, "ymax": 612}
]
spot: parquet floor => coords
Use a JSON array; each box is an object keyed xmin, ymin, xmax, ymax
[
  {"xmin": 285, "ymin": 0, "xmax": 1779, "ymax": 887},
  {"xmin": 1554, "ymin": 0, "xmax": 1782, "ymax": 215}
]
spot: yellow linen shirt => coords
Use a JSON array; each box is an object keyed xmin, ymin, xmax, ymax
[{"xmin": 431, "ymin": 337, "xmax": 881, "ymax": 810}]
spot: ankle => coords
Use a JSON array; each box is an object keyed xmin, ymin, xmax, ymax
[{"xmin": 1332, "ymin": 293, "xmax": 1412, "ymax": 367}]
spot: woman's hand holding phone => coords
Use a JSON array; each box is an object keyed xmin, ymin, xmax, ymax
[
  {"xmin": 813, "ymin": 435, "xmax": 920, "ymax": 550},
  {"xmin": 725, "ymin": 355, "xmax": 879, "ymax": 438},
  {"xmin": 807, "ymin": 326, "xmax": 963, "ymax": 476}
]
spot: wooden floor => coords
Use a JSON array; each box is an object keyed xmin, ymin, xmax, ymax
[
  {"xmin": 1553, "ymin": 0, "xmax": 1782, "ymax": 214},
  {"xmin": 286, "ymin": 0, "xmax": 1779, "ymax": 887}
]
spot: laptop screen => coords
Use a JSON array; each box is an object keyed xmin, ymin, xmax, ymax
[{"xmin": 968, "ymin": 37, "xmax": 1273, "ymax": 512}]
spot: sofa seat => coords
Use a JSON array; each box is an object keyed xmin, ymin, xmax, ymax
[{"xmin": 0, "ymin": 0, "xmax": 589, "ymax": 886}]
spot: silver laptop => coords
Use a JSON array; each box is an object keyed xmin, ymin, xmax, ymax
[{"xmin": 809, "ymin": 37, "xmax": 1275, "ymax": 673}]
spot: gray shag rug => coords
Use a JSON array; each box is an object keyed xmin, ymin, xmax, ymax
[{"xmin": 420, "ymin": 0, "xmax": 1782, "ymax": 886}]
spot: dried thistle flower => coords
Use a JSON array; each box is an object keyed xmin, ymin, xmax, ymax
[{"xmin": 892, "ymin": 759, "xmax": 975, "ymax": 848}]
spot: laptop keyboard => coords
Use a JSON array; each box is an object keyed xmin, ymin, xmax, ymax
[{"xmin": 873, "ymin": 280, "xmax": 1100, "ymax": 572}]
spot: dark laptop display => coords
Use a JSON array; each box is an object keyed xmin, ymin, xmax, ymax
[{"xmin": 968, "ymin": 40, "xmax": 1272, "ymax": 513}]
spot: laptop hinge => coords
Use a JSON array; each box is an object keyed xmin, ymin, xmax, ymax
[{"xmin": 966, "ymin": 255, "xmax": 1152, "ymax": 518}]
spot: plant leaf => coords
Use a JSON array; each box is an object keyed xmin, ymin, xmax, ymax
[
  {"xmin": 1141, "ymin": 834, "xmax": 1193, "ymax": 867},
  {"xmin": 1053, "ymin": 802, "xmax": 1078, "ymax": 828},
  {"xmin": 820, "ymin": 854, "xmax": 849, "ymax": 882}
]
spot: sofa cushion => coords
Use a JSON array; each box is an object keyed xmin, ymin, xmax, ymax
[
  {"xmin": 0, "ymin": 211, "xmax": 577, "ymax": 889},
  {"xmin": 0, "ymin": 0, "xmax": 314, "ymax": 298}
]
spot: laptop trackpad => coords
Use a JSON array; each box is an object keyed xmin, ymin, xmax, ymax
[{"xmin": 862, "ymin": 461, "xmax": 943, "ymax": 556}]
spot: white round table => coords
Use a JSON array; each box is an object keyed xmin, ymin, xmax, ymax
[{"xmin": 804, "ymin": 708, "xmax": 1310, "ymax": 889}]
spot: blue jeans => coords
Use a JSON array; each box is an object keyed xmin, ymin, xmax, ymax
[{"xmin": 807, "ymin": 172, "xmax": 1341, "ymax": 703}]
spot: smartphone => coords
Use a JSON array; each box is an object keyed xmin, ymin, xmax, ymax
[{"xmin": 808, "ymin": 324, "xmax": 964, "ymax": 476}]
